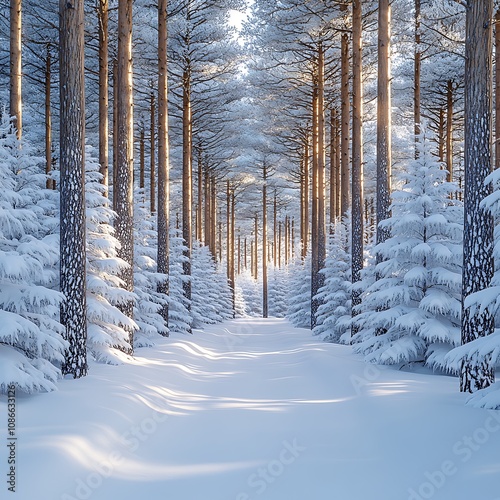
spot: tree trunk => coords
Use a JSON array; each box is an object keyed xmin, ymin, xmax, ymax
[
  {"xmin": 157, "ymin": 0, "xmax": 170, "ymax": 330},
  {"xmin": 273, "ymin": 190, "xmax": 277, "ymax": 267},
  {"xmin": 329, "ymin": 108, "xmax": 338, "ymax": 227},
  {"xmin": 352, "ymin": 0, "xmax": 364, "ymax": 331},
  {"xmin": 115, "ymin": 0, "xmax": 134, "ymax": 345},
  {"xmin": 311, "ymin": 44, "xmax": 326, "ymax": 329},
  {"xmin": 10, "ymin": 0, "xmax": 22, "ymax": 138},
  {"xmin": 150, "ymin": 92, "xmax": 156, "ymax": 213},
  {"xmin": 414, "ymin": 0, "xmax": 421, "ymax": 151},
  {"xmin": 284, "ymin": 215, "xmax": 288, "ymax": 266},
  {"xmin": 204, "ymin": 168, "xmax": 210, "ymax": 248},
  {"xmin": 376, "ymin": 0, "xmax": 392, "ymax": 249},
  {"xmin": 210, "ymin": 176, "xmax": 217, "ymax": 258},
  {"xmin": 197, "ymin": 149, "xmax": 203, "ymax": 242},
  {"xmin": 278, "ymin": 220, "xmax": 282, "ymax": 268},
  {"xmin": 446, "ymin": 80, "xmax": 453, "ymax": 183},
  {"xmin": 496, "ymin": 10, "xmax": 500, "ymax": 170},
  {"xmin": 182, "ymin": 69, "xmax": 192, "ymax": 315},
  {"xmin": 45, "ymin": 45, "xmax": 53, "ymax": 189},
  {"xmin": 139, "ymin": 128, "xmax": 145, "ymax": 189},
  {"xmin": 262, "ymin": 164, "xmax": 268, "ymax": 317},
  {"xmin": 301, "ymin": 137, "xmax": 309, "ymax": 258},
  {"xmin": 461, "ymin": 0, "xmax": 495, "ymax": 392},
  {"xmin": 59, "ymin": 0, "xmax": 87, "ymax": 378},
  {"xmin": 112, "ymin": 58, "xmax": 118, "ymax": 211},
  {"xmin": 341, "ymin": 34, "xmax": 350, "ymax": 218},
  {"xmin": 98, "ymin": 0, "xmax": 109, "ymax": 190}
]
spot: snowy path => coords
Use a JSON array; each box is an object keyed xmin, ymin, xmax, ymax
[{"xmin": 2, "ymin": 318, "xmax": 500, "ymax": 500}]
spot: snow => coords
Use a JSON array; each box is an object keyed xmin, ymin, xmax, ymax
[{"xmin": 1, "ymin": 318, "xmax": 500, "ymax": 500}]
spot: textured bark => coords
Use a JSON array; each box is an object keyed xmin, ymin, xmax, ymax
[
  {"xmin": 262, "ymin": 164, "xmax": 268, "ymax": 318},
  {"xmin": 341, "ymin": 34, "xmax": 350, "ymax": 218},
  {"xmin": 150, "ymin": 93, "xmax": 156, "ymax": 213},
  {"xmin": 45, "ymin": 45, "xmax": 53, "ymax": 189},
  {"xmin": 376, "ymin": 0, "xmax": 392, "ymax": 249},
  {"xmin": 210, "ymin": 176, "xmax": 217, "ymax": 258},
  {"xmin": 197, "ymin": 149, "xmax": 203, "ymax": 242},
  {"xmin": 329, "ymin": 108, "xmax": 339, "ymax": 227},
  {"xmin": 204, "ymin": 168, "xmax": 210, "ymax": 248},
  {"xmin": 254, "ymin": 215, "xmax": 258, "ymax": 279},
  {"xmin": 414, "ymin": 0, "xmax": 421, "ymax": 151},
  {"xmin": 157, "ymin": 0, "xmax": 170, "ymax": 330},
  {"xmin": 231, "ymin": 191, "xmax": 235, "ymax": 311},
  {"xmin": 311, "ymin": 45, "xmax": 326, "ymax": 330},
  {"xmin": 461, "ymin": 0, "xmax": 495, "ymax": 392},
  {"xmin": 284, "ymin": 215, "xmax": 288, "ymax": 266},
  {"xmin": 59, "ymin": 0, "xmax": 87, "ymax": 378},
  {"xmin": 139, "ymin": 128, "xmax": 145, "ymax": 189},
  {"xmin": 182, "ymin": 69, "xmax": 192, "ymax": 312},
  {"xmin": 10, "ymin": 0, "xmax": 22, "ymax": 138},
  {"xmin": 438, "ymin": 107, "xmax": 445, "ymax": 163},
  {"xmin": 301, "ymin": 138, "xmax": 310, "ymax": 258},
  {"xmin": 98, "ymin": 0, "xmax": 109, "ymax": 190},
  {"xmin": 351, "ymin": 0, "xmax": 364, "ymax": 330},
  {"xmin": 496, "ymin": 10, "xmax": 500, "ymax": 170},
  {"xmin": 446, "ymin": 80, "xmax": 453, "ymax": 183},
  {"xmin": 115, "ymin": 0, "xmax": 134, "ymax": 344},
  {"xmin": 273, "ymin": 190, "xmax": 277, "ymax": 267},
  {"xmin": 278, "ymin": 221, "xmax": 282, "ymax": 268},
  {"xmin": 112, "ymin": 58, "xmax": 118, "ymax": 212}
]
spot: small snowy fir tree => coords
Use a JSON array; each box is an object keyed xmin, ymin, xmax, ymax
[
  {"xmin": 268, "ymin": 266, "xmax": 288, "ymax": 318},
  {"xmin": 236, "ymin": 270, "xmax": 263, "ymax": 317},
  {"xmin": 0, "ymin": 117, "xmax": 67, "ymax": 393},
  {"xmin": 287, "ymin": 252, "xmax": 312, "ymax": 328},
  {"xmin": 191, "ymin": 241, "xmax": 233, "ymax": 328},
  {"xmin": 134, "ymin": 188, "xmax": 168, "ymax": 346},
  {"xmin": 85, "ymin": 146, "xmax": 137, "ymax": 363},
  {"xmin": 168, "ymin": 227, "xmax": 192, "ymax": 334},
  {"xmin": 313, "ymin": 219, "xmax": 352, "ymax": 342},
  {"xmin": 446, "ymin": 165, "xmax": 500, "ymax": 408},
  {"xmin": 353, "ymin": 129, "xmax": 463, "ymax": 367}
]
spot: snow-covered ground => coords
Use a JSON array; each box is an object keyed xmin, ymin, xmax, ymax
[{"xmin": 2, "ymin": 318, "xmax": 500, "ymax": 500}]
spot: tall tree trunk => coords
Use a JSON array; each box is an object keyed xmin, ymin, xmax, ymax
[
  {"xmin": 414, "ymin": 0, "xmax": 421, "ymax": 151},
  {"xmin": 496, "ymin": 9, "xmax": 500, "ymax": 170},
  {"xmin": 112, "ymin": 58, "xmax": 118, "ymax": 211},
  {"xmin": 262, "ymin": 164, "xmax": 268, "ymax": 317},
  {"xmin": 311, "ymin": 44, "xmax": 326, "ymax": 329},
  {"xmin": 10, "ymin": 0, "xmax": 22, "ymax": 138},
  {"xmin": 182, "ymin": 69, "xmax": 193, "ymax": 317},
  {"xmin": 461, "ymin": 0, "xmax": 495, "ymax": 392},
  {"xmin": 197, "ymin": 149, "xmax": 203, "ymax": 242},
  {"xmin": 139, "ymin": 127, "xmax": 145, "ymax": 189},
  {"xmin": 341, "ymin": 34, "xmax": 350, "ymax": 218},
  {"xmin": 204, "ymin": 168, "xmax": 210, "ymax": 248},
  {"xmin": 329, "ymin": 108, "xmax": 338, "ymax": 227},
  {"xmin": 45, "ymin": 45, "xmax": 53, "ymax": 189},
  {"xmin": 254, "ymin": 214, "xmax": 258, "ymax": 279},
  {"xmin": 116, "ymin": 0, "xmax": 134, "ymax": 345},
  {"xmin": 98, "ymin": 0, "xmax": 109, "ymax": 190},
  {"xmin": 446, "ymin": 80, "xmax": 454, "ymax": 183},
  {"xmin": 284, "ymin": 215, "xmax": 288, "ymax": 266},
  {"xmin": 150, "ymin": 92, "xmax": 156, "ymax": 213},
  {"xmin": 210, "ymin": 176, "xmax": 216, "ymax": 258},
  {"xmin": 231, "ymin": 190, "xmax": 235, "ymax": 312},
  {"xmin": 59, "ymin": 0, "xmax": 87, "ymax": 378},
  {"xmin": 376, "ymin": 0, "xmax": 392, "ymax": 249},
  {"xmin": 157, "ymin": 0, "xmax": 170, "ymax": 331},
  {"xmin": 301, "ymin": 137, "xmax": 310, "ymax": 258},
  {"xmin": 273, "ymin": 189, "xmax": 277, "ymax": 267},
  {"xmin": 352, "ymin": 0, "xmax": 364, "ymax": 332},
  {"xmin": 278, "ymin": 220, "xmax": 282, "ymax": 268},
  {"xmin": 438, "ymin": 107, "xmax": 445, "ymax": 162}
]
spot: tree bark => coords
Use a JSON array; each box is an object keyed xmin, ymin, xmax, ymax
[
  {"xmin": 157, "ymin": 0, "xmax": 170, "ymax": 331},
  {"xmin": 115, "ymin": 0, "xmax": 135, "ymax": 344},
  {"xmin": 150, "ymin": 92, "xmax": 156, "ymax": 213},
  {"xmin": 262, "ymin": 163, "xmax": 268, "ymax": 317},
  {"xmin": 461, "ymin": 0, "xmax": 495, "ymax": 392},
  {"xmin": 496, "ymin": 10, "xmax": 500, "ymax": 170},
  {"xmin": 414, "ymin": 0, "xmax": 421, "ymax": 151},
  {"xmin": 59, "ymin": 0, "xmax": 87, "ymax": 378},
  {"xmin": 341, "ymin": 34, "xmax": 350, "ymax": 218},
  {"xmin": 45, "ymin": 45, "xmax": 53, "ymax": 189},
  {"xmin": 352, "ymin": 0, "xmax": 364, "ymax": 330},
  {"xmin": 376, "ymin": 0, "xmax": 392, "ymax": 249},
  {"xmin": 446, "ymin": 80, "xmax": 454, "ymax": 183},
  {"xmin": 98, "ymin": 0, "xmax": 109, "ymax": 190},
  {"xmin": 10, "ymin": 0, "xmax": 22, "ymax": 138},
  {"xmin": 139, "ymin": 127, "xmax": 145, "ymax": 189},
  {"xmin": 182, "ymin": 69, "xmax": 193, "ymax": 314},
  {"xmin": 197, "ymin": 149, "xmax": 203, "ymax": 242}
]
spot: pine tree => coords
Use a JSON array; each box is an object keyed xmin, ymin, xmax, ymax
[
  {"xmin": 85, "ymin": 146, "xmax": 137, "ymax": 363},
  {"xmin": 287, "ymin": 253, "xmax": 312, "ymax": 329},
  {"xmin": 0, "ymin": 119, "xmax": 66, "ymax": 393},
  {"xmin": 313, "ymin": 220, "xmax": 352, "ymax": 342},
  {"xmin": 353, "ymin": 130, "xmax": 463, "ymax": 366}
]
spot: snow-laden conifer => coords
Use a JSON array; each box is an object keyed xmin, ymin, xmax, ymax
[
  {"xmin": 313, "ymin": 220, "xmax": 351, "ymax": 342},
  {"xmin": 287, "ymin": 253, "xmax": 312, "ymax": 328},
  {"xmin": 353, "ymin": 130, "xmax": 463, "ymax": 366},
  {"xmin": 134, "ymin": 188, "xmax": 168, "ymax": 346},
  {"xmin": 85, "ymin": 147, "xmax": 136, "ymax": 363},
  {"xmin": 0, "ymin": 118, "xmax": 66, "ymax": 393}
]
